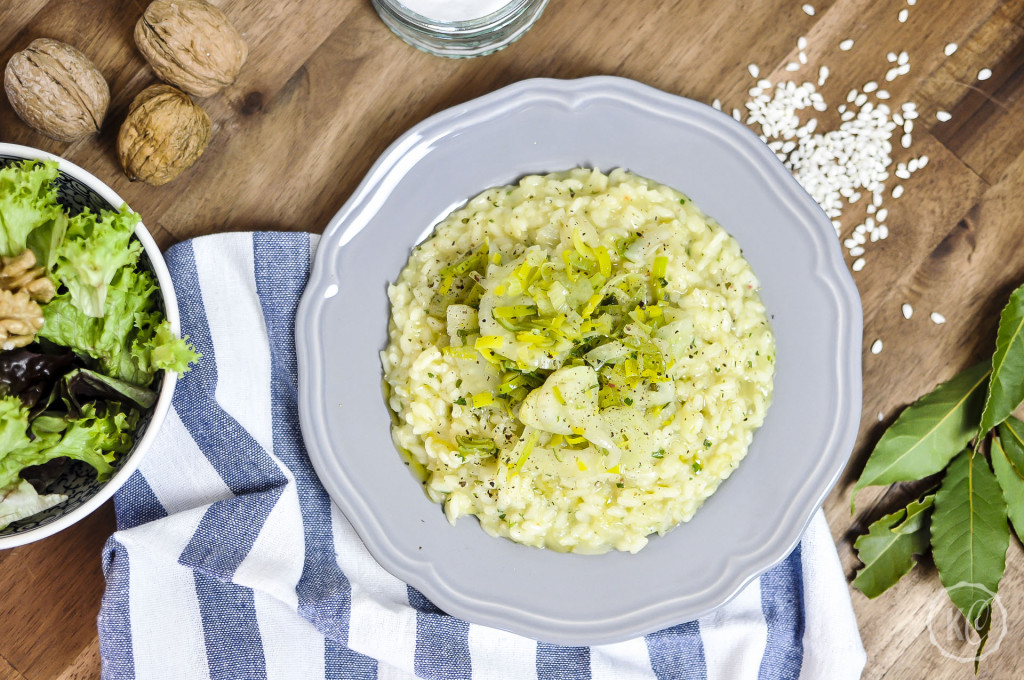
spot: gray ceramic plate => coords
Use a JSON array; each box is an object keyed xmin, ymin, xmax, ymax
[{"xmin": 296, "ymin": 76, "xmax": 861, "ymax": 645}]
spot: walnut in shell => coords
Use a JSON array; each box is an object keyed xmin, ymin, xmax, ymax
[
  {"xmin": 4, "ymin": 38, "xmax": 110, "ymax": 141},
  {"xmin": 117, "ymin": 84, "xmax": 212, "ymax": 186},
  {"xmin": 135, "ymin": 0, "xmax": 248, "ymax": 98}
]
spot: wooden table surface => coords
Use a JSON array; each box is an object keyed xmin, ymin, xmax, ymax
[{"xmin": 3, "ymin": 0, "xmax": 1024, "ymax": 678}]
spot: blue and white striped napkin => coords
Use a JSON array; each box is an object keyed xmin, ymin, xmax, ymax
[{"xmin": 97, "ymin": 232, "xmax": 866, "ymax": 680}]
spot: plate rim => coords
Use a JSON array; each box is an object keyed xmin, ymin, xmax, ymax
[{"xmin": 296, "ymin": 75, "xmax": 862, "ymax": 644}]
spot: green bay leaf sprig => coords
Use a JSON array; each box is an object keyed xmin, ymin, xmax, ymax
[
  {"xmin": 852, "ymin": 282, "xmax": 1024, "ymax": 669},
  {"xmin": 980, "ymin": 286, "xmax": 1024, "ymax": 434}
]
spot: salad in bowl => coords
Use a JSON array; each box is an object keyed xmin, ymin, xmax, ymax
[{"xmin": 0, "ymin": 152, "xmax": 196, "ymax": 538}]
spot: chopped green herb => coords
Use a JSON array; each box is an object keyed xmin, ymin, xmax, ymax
[{"xmin": 454, "ymin": 397, "xmax": 467, "ymax": 406}]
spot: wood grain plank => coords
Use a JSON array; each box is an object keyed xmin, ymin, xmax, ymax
[
  {"xmin": 0, "ymin": 503, "xmax": 114, "ymax": 680},
  {"xmin": 928, "ymin": 0, "xmax": 1024, "ymax": 183},
  {"xmin": 52, "ymin": 637, "xmax": 100, "ymax": 680},
  {"xmin": 0, "ymin": 0, "xmax": 49, "ymax": 51},
  {"xmin": 4, "ymin": 1, "xmax": 1024, "ymax": 678},
  {"xmin": 0, "ymin": 654, "xmax": 28, "ymax": 680}
]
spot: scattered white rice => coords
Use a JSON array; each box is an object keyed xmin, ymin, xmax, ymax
[
  {"xmin": 931, "ymin": 312, "xmax": 947, "ymax": 324},
  {"xmin": 898, "ymin": 8, "xmax": 909, "ymax": 23},
  {"xmin": 944, "ymin": 42, "xmax": 958, "ymax": 56},
  {"xmin": 902, "ymin": 303, "xmax": 913, "ymax": 319},
  {"xmin": 748, "ymin": 63, "xmax": 760, "ymax": 78},
  {"xmin": 713, "ymin": 1, "xmax": 950, "ymax": 284},
  {"xmin": 871, "ymin": 339, "xmax": 883, "ymax": 354},
  {"xmin": 802, "ymin": 3, "xmax": 815, "ymax": 15},
  {"xmin": 978, "ymin": 68, "xmax": 993, "ymax": 81}
]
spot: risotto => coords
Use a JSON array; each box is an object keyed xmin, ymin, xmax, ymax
[{"xmin": 380, "ymin": 168, "xmax": 775, "ymax": 553}]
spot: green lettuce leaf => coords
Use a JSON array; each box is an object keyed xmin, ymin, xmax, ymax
[
  {"xmin": 141, "ymin": 320, "xmax": 200, "ymax": 375},
  {"xmin": 25, "ymin": 210, "xmax": 68, "ymax": 270},
  {"xmin": 0, "ymin": 479, "xmax": 68, "ymax": 531},
  {"xmin": 39, "ymin": 267, "xmax": 158, "ymax": 384},
  {"xmin": 0, "ymin": 395, "xmax": 33, "ymax": 456},
  {"xmin": 53, "ymin": 204, "xmax": 142, "ymax": 318},
  {"xmin": 36, "ymin": 403, "xmax": 136, "ymax": 481},
  {"xmin": 0, "ymin": 159, "xmax": 63, "ymax": 258},
  {"xmin": 0, "ymin": 395, "xmax": 136, "ymax": 492},
  {"xmin": 39, "ymin": 266, "xmax": 198, "ymax": 385}
]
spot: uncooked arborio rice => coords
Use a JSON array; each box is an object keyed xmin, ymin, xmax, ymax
[{"xmin": 381, "ymin": 168, "xmax": 775, "ymax": 553}]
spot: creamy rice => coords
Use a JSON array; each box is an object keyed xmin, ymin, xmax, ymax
[{"xmin": 381, "ymin": 168, "xmax": 775, "ymax": 553}]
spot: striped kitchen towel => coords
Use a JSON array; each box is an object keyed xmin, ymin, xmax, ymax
[{"xmin": 98, "ymin": 232, "xmax": 866, "ymax": 680}]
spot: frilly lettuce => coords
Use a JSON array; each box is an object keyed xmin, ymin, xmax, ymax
[
  {"xmin": 0, "ymin": 159, "xmax": 64, "ymax": 259},
  {"xmin": 39, "ymin": 266, "xmax": 198, "ymax": 385},
  {"xmin": 1, "ymin": 396, "xmax": 135, "ymax": 492},
  {"xmin": 0, "ymin": 156, "xmax": 199, "ymax": 530},
  {"xmin": 53, "ymin": 204, "xmax": 143, "ymax": 318},
  {"xmin": 0, "ymin": 479, "xmax": 68, "ymax": 530}
]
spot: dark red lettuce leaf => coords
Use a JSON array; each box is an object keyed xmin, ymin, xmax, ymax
[
  {"xmin": 62, "ymin": 368, "xmax": 157, "ymax": 418},
  {"xmin": 0, "ymin": 349, "xmax": 75, "ymax": 409}
]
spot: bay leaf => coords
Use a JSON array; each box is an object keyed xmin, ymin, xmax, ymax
[
  {"xmin": 979, "ymin": 283, "xmax": 1024, "ymax": 433},
  {"xmin": 997, "ymin": 416, "xmax": 1024, "ymax": 468},
  {"xmin": 853, "ymin": 495, "xmax": 933, "ymax": 598},
  {"xmin": 930, "ymin": 450, "xmax": 1009, "ymax": 631},
  {"xmin": 853, "ymin": 362, "xmax": 989, "ymax": 505},
  {"xmin": 891, "ymin": 494, "xmax": 935, "ymax": 535},
  {"xmin": 992, "ymin": 431, "xmax": 1024, "ymax": 544}
]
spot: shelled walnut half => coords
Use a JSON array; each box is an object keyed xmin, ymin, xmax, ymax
[{"xmin": 0, "ymin": 250, "xmax": 55, "ymax": 350}]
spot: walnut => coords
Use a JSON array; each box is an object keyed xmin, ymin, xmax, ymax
[
  {"xmin": 117, "ymin": 84, "xmax": 212, "ymax": 186},
  {"xmin": 4, "ymin": 38, "xmax": 110, "ymax": 141},
  {"xmin": 0, "ymin": 290, "xmax": 44, "ymax": 351},
  {"xmin": 0, "ymin": 249, "xmax": 55, "ymax": 303},
  {"xmin": 135, "ymin": 0, "xmax": 248, "ymax": 98}
]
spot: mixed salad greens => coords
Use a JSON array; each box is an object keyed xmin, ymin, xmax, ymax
[{"xmin": 0, "ymin": 159, "xmax": 198, "ymax": 530}]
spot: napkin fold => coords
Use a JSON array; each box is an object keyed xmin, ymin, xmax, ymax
[{"xmin": 97, "ymin": 232, "xmax": 866, "ymax": 680}]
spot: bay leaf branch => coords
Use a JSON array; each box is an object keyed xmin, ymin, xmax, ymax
[{"xmin": 853, "ymin": 362, "xmax": 989, "ymax": 507}]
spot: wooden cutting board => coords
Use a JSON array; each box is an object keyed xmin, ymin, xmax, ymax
[{"xmin": 2, "ymin": 1, "xmax": 1024, "ymax": 678}]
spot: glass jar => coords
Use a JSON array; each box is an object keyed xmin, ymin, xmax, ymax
[{"xmin": 372, "ymin": 0, "xmax": 549, "ymax": 58}]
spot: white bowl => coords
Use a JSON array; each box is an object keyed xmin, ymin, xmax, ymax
[{"xmin": 0, "ymin": 143, "xmax": 179, "ymax": 549}]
